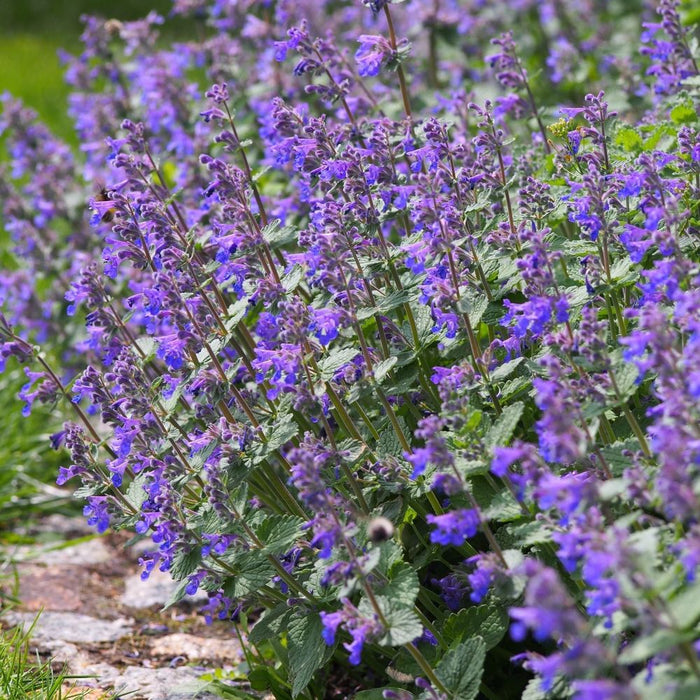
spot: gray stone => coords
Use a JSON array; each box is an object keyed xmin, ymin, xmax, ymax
[
  {"xmin": 150, "ymin": 633, "xmax": 242, "ymax": 662},
  {"xmin": 110, "ymin": 666, "xmax": 219, "ymax": 699},
  {"xmin": 31, "ymin": 538, "xmax": 113, "ymax": 566},
  {"xmin": 16, "ymin": 514, "xmax": 94, "ymax": 538},
  {"xmin": 121, "ymin": 569, "xmax": 206, "ymax": 609},
  {"xmin": 5, "ymin": 611, "xmax": 133, "ymax": 644}
]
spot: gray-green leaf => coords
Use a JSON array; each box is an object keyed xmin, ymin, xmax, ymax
[{"xmin": 435, "ymin": 637, "xmax": 486, "ymax": 700}]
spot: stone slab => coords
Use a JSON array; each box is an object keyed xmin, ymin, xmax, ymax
[
  {"xmin": 110, "ymin": 666, "xmax": 219, "ymax": 700},
  {"xmin": 150, "ymin": 633, "xmax": 242, "ymax": 662},
  {"xmin": 121, "ymin": 569, "xmax": 206, "ymax": 609},
  {"xmin": 5, "ymin": 611, "xmax": 133, "ymax": 644}
]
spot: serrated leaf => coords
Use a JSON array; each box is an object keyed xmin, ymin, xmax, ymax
[
  {"xmin": 670, "ymin": 101, "xmax": 696, "ymax": 125},
  {"xmin": 500, "ymin": 520, "xmax": 552, "ymax": 548},
  {"xmin": 134, "ymin": 336, "xmax": 157, "ymax": 359},
  {"xmin": 226, "ymin": 298, "xmax": 249, "ymax": 330},
  {"xmin": 456, "ymin": 293, "xmax": 488, "ymax": 327},
  {"xmin": 613, "ymin": 362, "xmax": 639, "ymax": 401},
  {"xmin": 124, "ymin": 471, "xmax": 150, "ymax": 512},
  {"xmin": 442, "ymin": 605, "xmax": 508, "ymax": 650},
  {"xmin": 377, "ymin": 427, "xmax": 403, "ymax": 459},
  {"xmin": 521, "ymin": 677, "xmax": 572, "ymax": 700},
  {"xmin": 454, "ymin": 455, "xmax": 488, "ymax": 478},
  {"xmin": 633, "ymin": 663, "xmax": 700, "ymax": 700},
  {"xmin": 482, "ymin": 487, "xmax": 522, "ymax": 522},
  {"xmin": 615, "ymin": 126, "xmax": 643, "ymax": 152},
  {"xmin": 161, "ymin": 381, "xmax": 186, "ymax": 413},
  {"xmin": 266, "ymin": 414, "xmax": 299, "ymax": 452},
  {"xmin": 283, "ymin": 265, "xmax": 304, "ymax": 293},
  {"xmin": 170, "ymin": 546, "xmax": 202, "ymax": 581},
  {"xmin": 435, "ymin": 637, "xmax": 485, "ymax": 700},
  {"xmin": 376, "ymin": 601, "xmax": 423, "ymax": 646},
  {"xmin": 262, "ymin": 219, "xmax": 297, "ymax": 248},
  {"xmin": 491, "ymin": 357, "xmax": 525, "ymax": 382},
  {"xmin": 485, "ymin": 401, "xmax": 524, "ymax": 448},
  {"xmin": 223, "ymin": 550, "xmax": 275, "ymax": 597},
  {"xmin": 373, "ymin": 356, "xmax": 398, "ymax": 383},
  {"xmin": 381, "ymin": 562, "xmax": 420, "ymax": 608},
  {"xmin": 255, "ymin": 515, "xmax": 304, "ymax": 555},
  {"xmin": 319, "ymin": 348, "xmax": 361, "ymax": 380},
  {"xmin": 288, "ymin": 612, "xmax": 327, "ymax": 697},
  {"xmin": 249, "ymin": 604, "xmax": 292, "ymax": 644},
  {"xmin": 598, "ymin": 438, "xmax": 639, "ymax": 476},
  {"xmin": 163, "ymin": 578, "xmax": 191, "ymax": 610}
]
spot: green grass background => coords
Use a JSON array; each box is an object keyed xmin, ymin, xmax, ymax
[{"xmin": 0, "ymin": 0, "xmax": 171, "ymax": 140}]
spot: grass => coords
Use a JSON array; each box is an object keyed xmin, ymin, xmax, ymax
[
  {"xmin": 0, "ymin": 371, "xmax": 74, "ymax": 542},
  {"xmin": 0, "ymin": 611, "xmax": 98, "ymax": 699},
  {"xmin": 0, "ymin": 34, "xmax": 74, "ymax": 143}
]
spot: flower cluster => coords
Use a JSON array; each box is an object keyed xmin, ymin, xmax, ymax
[{"xmin": 1, "ymin": 0, "xmax": 699, "ymax": 698}]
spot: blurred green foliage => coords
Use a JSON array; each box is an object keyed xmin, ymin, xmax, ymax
[
  {"xmin": 0, "ymin": 0, "xmax": 172, "ymax": 35},
  {"xmin": 0, "ymin": 0, "xmax": 173, "ymax": 140}
]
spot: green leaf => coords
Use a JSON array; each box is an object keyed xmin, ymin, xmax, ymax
[
  {"xmin": 443, "ymin": 605, "xmax": 508, "ymax": 650},
  {"xmin": 319, "ymin": 348, "xmax": 361, "ymax": 380},
  {"xmin": 266, "ymin": 414, "xmax": 299, "ymax": 452},
  {"xmin": 223, "ymin": 550, "xmax": 275, "ymax": 597},
  {"xmin": 633, "ymin": 663, "xmax": 700, "ymax": 700},
  {"xmin": 283, "ymin": 265, "xmax": 305, "ymax": 293},
  {"xmin": 249, "ymin": 604, "xmax": 293, "ymax": 644},
  {"xmin": 255, "ymin": 515, "xmax": 304, "ymax": 555},
  {"xmin": 163, "ymin": 579, "xmax": 191, "ymax": 610},
  {"xmin": 134, "ymin": 336, "xmax": 157, "ymax": 359},
  {"xmin": 521, "ymin": 677, "xmax": 572, "ymax": 700},
  {"xmin": 374, "ymin": 356, "xmax": 398, "ymax": 383},
  {"xmin": 500, "ymin": 520, "xmax": 552, "ymax": 548},
  {"xmin": 226, "ymin": 298, "xmax": 249, "ymax": 331},
  {"xmin": 263, "ymin": 219, "xmax": 298, "ymax": 248},
  {"xmin": 377, "ymin": 288, "xmax": 413, "ymax": 314},
  {"xmin": 354, "ymin": 690, "xmax": 413, "ymax": 700},
  {"xmin": 377, "ymin": 427, "xmax": 403, "ymax": 459},
  {"xmin": 598, "ymin": 438, "xmax": 639, "ymax": 476},
  {"xmin": 170, "ymin": 546, "xmax": 202, "ymax": 581},
  {"xmin": 376, "ymin": 599, "xmax": 423, "ymax": 646},
  {"xmin": 381, "ymin": 562, "xmax": 420, "ymax": 608},
  {"xmin": 670, "ymin": 100, "xmax": 696, "ymax": 125},
  {"xmin": 435, "ymin": 637, "xmax": 486, "ymax": 700},
  {"xmin": 619, "ymin": 627, "xmax": 696, "ymax": 665},
  {"xmin": 667, "ymin": 581, "xmax": 700, "ymax": 630},
  {"xmin": 615, "ymin": 126, "xmax": 643, "ymax": 152},
  {"xmin": 456, "ymin": 293, "xmax": 488, "ymax": 327},
  {"xmin": 288, "ymin": 612, "xmax": 328, "ymax": 697},
  {"xmin": 124, "ymin": 472, "xmax": 150, "ymax": 512},
  {"xmin": 491, "ymin": 357, "xmax": 525, "ymax": 382},
  {"xmin": 485, "ymin": 401, "xmax": 524, "ymax": 448}
]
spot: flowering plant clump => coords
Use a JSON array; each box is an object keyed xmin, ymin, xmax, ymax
[{"xmin": 1, "ymin": 0, "xmax": 699, "ymax": 697}]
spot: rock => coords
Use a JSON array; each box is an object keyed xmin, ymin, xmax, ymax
[
  {"xmin": 5, "ymin": 611, "xmax": 133, "ymax": 644},
  {"xmin": 16, "ymin": 566, "xmax": 85, "ymax": 611},
  {"xmin": 17, "ymin": 514, "xmax": 94, "ymax": 538},
  {"xmin": 109, "ymin": 666, "xmax": 219, "ymax": 700},
  {"xmin": 121, "ymin": 569, "xmax": 206, "ymax": 609},
  {"xmin": 31, "ymin": 538, "xmax": 113, "ymax": 566},
  {"xmin": 150, "ymin": 633, "xmax": 242, "ymax": 662},
  {"xmin": 61, "ymin": 684, "xmax": 112, "ymax": 700}
]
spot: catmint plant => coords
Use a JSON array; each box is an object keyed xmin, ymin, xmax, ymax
[{"xmin": 1, "ymin": 0, "xmax": 699, "ymax": 698}]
